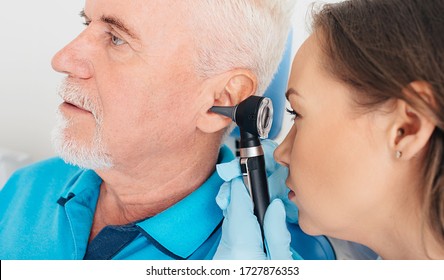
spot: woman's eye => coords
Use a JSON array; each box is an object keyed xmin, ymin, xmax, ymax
[
  {"xmin": 110, "ymin": 34, "xmax": 126, "ymax": 46},
  {"xmin": 286, "ymin": 107, "xmax": 302, "ymax": 121}
]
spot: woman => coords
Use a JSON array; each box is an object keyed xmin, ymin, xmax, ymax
[{"xmin": 216, "ymin": 0, "xmax": 444, "ymax": 260}]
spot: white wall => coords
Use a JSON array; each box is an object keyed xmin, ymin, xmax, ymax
[
  {"xmin": 275, "ymin": 0, "xmax": 318, "ymax": 144},
  {"xmin": 0, "ymin": 0, "xmax": 340, "ymax": 163},
  {"xmin": 0, "ymin": 0, "xmax": 84, "ymax": 162}
]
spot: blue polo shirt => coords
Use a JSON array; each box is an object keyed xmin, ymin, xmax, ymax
[
  {"xmin": 0, "ymin": 144, "xmax": 337, "ymax": 260},
  {"xmin": 0, "ymin": 146, "xmax": 234, "ymax": 260}
]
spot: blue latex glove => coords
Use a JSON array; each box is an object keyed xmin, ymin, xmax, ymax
[
  {"xmin": 213, "ymin": 139, "xmax": 302, "ymax": 260},
  {"xmin": 215, "ymin": 140, "xmax": 299, "ymax": 223},
  {"xmin": 266, "ymin": 163, "xmax": 299, "ymax": 224}
]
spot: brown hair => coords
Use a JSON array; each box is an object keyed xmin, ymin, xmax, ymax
[{"xmin": 312, "ymin": 0, "xmax": 444, "ymax": 253}]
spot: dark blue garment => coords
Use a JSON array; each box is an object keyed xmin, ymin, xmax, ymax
[{"xmin": 83, "ymin": 224, "xmax": 141, "ymax": 260}]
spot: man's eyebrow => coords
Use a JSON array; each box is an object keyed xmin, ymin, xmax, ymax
[
  {"xmin": 285, "ymin": 88, "xmax": 301, "ymax": 100},
  {"xmin": 79, "ymin": 9, "xmax": 89, "ymax": 20},
  {"xmin": 100, "ymin": 15, "xmax": 139, "ymax": 40},
  {"xmin": 79, "ymin": 9, "xmax": 139, "ymax": 40}
]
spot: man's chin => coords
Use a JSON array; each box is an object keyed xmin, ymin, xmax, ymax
[
  {"xmin": 51, "ymin": 111, "xmax": 113, "ymax": 170},
  {"xmin": 59, "ymin": 152, "xmax": 113, "ymax": 170},
  {"xmin": 51, "ymin": 132, "xmax": 113, "ymax": 170}
]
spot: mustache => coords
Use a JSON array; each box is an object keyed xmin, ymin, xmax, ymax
[{"xmin": 57, "ymin": 79, "xmax": 102, "ymax": 123}]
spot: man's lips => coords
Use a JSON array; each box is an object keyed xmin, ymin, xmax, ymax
[{"xmin": 61, "ymin": 101, "xmax": 91, "ymax": 113}]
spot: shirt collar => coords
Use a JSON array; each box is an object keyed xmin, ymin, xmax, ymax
[
  {"xmin": 136, "ymin": 145, "xmax": 234, "ymax": 259},
  {"xmin": 57, "ymin": 168, "xmax": 103, "ymax": 259},
  {"xmin": 58, "ymin": 168, "xmax": 102, "ymax": 205}
]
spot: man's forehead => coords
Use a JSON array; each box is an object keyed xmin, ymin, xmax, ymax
[
  {"xmin": 84, "ymin": 0, "xmax": 185, "ymax": 19},
  {"xmin": 83, "ymin": 0, "xmax": 189, "ymax": 35}
]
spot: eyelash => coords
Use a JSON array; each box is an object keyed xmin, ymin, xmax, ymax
[{"xmin": 286, "ymin": 107, "xmax": 302, "ymax": 121}]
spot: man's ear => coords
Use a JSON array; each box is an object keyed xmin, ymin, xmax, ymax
[
  {"xmin": 389, "ymin": 81, "xmax": 436, "ymax": 160},
  {"xmin": 196, "ymin": 69, "xmax": 257, "ymax": 133}
]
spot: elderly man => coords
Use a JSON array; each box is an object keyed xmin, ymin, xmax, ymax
[{"xmin": 0, "ymin": 0, "xmax": 296, "ymax": 259}]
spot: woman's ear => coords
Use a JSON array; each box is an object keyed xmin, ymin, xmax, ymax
[
  {"xmin": 389, "ymin": 81, "xmax": 436, "ymax": 160},
  {"xmin": 196, "ymin": 69, "xmax": 257, "ymax": 133}
]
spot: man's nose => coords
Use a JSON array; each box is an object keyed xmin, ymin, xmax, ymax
[
  {"xmin": 274, "ymin": 125, "xmax": 296, "ymax": 167},
  {"xmin": 51, "ymin": 30, "xmax": 94, "ymax": 79}
]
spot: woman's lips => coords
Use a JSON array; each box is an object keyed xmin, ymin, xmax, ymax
[
  {"xmin": 286, "ymin": 177, "xmax": 296, "ymax": 200},
  {"xmin": 288, "ymin": 189, "xmax": 295, "ymax": 200}
]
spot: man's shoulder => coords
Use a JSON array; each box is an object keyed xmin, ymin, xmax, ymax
[
  {"xmin": 13, "ymin": 157, "xmax": 82, "ymax": 179},
  {"xmin": 3, "ymin": 157, "xmax": 84, "ymax": 192}
]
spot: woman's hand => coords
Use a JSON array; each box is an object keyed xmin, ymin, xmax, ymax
[{"xmin": 213, "ymin": 140, "xmax": 302, "ymax": 260}]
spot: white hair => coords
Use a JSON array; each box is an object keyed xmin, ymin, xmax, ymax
[
  {"xmin": 187, "ymin": 0, "xmax": 296, "ymax": 96},
  {"xmin": 51, "ymin": 80, "xmax": 113, "ymax": 170}
]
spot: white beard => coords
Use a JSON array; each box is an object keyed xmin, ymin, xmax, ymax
[{"xmin": 51, "ymin": 80, "xmax": 113, "ymax": 170}]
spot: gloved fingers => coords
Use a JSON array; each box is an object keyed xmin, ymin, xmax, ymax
[
  {"xmin": 215, "ymin": 182, "xmax": 231, "ymax": 213},
  {"xmin": 261, "ymin": 139, "xmax": 280, "ymax": 175},
  {"xmin": 282, "ymin": 198, "xmax": 299, "ymax": 224},
  {"xmin": 217, "ymin": 177, "xmax": 265, "ymax": 256},
  {"xmin": 226, "ymin": 178, "xmax": 260, "ymax": 237},
  {"xmin": 214, "ymin": 216, "xmax": 266, "ymax": 260},
  {"xmin": 216, "ymin": 159, "xmax": 242, "ymax": 181},
  {"xmin": 267, "ymin": 164, "xmax": 289, "ymax": 200},
  {"xmin": 263, "ymin": 199, "xmax": 293, "ymax": 260},
  {"xmin": 266, "ymin": 165, "xmax": 299, "ymax": 224}
]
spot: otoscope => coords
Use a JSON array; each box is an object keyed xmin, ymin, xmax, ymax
[{"xmin": 210, "ymin": 96, "xmax": 273, "ymax": 240}]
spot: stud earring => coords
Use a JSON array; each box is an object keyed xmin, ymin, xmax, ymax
[{"xmin": 395, "ymin": 150, "xmax": 402, "ymax": 159}]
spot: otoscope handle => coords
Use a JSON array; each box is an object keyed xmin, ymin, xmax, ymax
[{"xmin": 240, "ymin": 153, "xmax": 270, "ymax": 241}]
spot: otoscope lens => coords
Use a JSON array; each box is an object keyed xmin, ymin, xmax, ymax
[
  {"xmin": 263, "ymin": 107, "xmax": 270, "ymax": 126},
  {"xmin": 257, "ymin": 98, "xmax": 273, "ymax": 138}
]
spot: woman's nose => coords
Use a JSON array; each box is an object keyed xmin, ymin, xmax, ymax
[{"xmin": 274, "ymin": 125, "xmax": 296, "ymax": 167}]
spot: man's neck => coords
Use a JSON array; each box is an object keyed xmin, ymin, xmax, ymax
[{"xmin": 89, "ymin": 137, "xmax": 222, "ymax": 240}]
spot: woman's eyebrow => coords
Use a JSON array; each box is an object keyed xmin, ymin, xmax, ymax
[{"xmin": 285, "ymin": 88, "xmax": 301, "ymax": 100}]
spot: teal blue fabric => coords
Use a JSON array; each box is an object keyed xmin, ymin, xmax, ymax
[
  {"xmin": 0, "ymin": 144, "xmax": 335, "ymax": 260},
  {"xmin": 0, "ymin": 146, "xmax": 234, "ymax": 260}
]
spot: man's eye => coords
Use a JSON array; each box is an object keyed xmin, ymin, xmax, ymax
[{"xmin": 110, "ymin": 33, "xmax": 126, "ymax": 46}]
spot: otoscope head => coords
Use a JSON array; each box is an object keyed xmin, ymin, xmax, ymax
[
  {"xmin": 210, "ymin": 96, "xmax": 273, "ymax": 139},
  {"xmin": 235, "ymin": 96, "xmax": 273, "ymax": 139}
]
